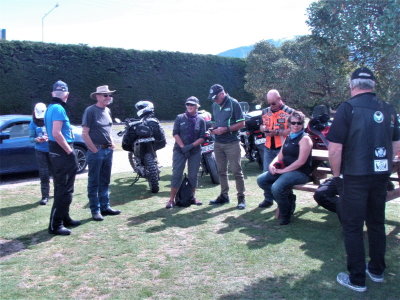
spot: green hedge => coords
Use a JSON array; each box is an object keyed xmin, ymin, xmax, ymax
[{"xmin": 0, "ymin": 41, "xmax": 252, "ymax": 123}]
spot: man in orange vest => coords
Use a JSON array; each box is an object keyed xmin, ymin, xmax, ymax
[{"xmin": 258, "ymin": 89, "xmax": 294, "ymax": 208}]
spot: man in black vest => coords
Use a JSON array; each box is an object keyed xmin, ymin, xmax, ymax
[{"xmin": 327, "ymin": 67, "xmax": 400, "ymax": 292}]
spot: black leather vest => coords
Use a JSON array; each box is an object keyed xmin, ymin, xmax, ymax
[
  {"xmin": 282, "ymin": 132, "xmax": 312, "ymax": 175},
  {"xmin": 342, "ymin": 93, "xmax": 395, "ymax": 175}
]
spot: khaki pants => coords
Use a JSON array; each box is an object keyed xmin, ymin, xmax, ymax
[{"xmin": 214, "ymin": 141, "xmax": 245, "ymax": 198}]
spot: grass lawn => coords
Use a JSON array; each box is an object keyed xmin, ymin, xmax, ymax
[{"xmin": 0, "ymin": 161, "xmax": 399, "ymax": 299}]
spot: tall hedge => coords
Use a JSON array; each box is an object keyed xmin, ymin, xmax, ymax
[{"xmin": 0, "ymin": 41, "xmax": 253, "ymax": 123}]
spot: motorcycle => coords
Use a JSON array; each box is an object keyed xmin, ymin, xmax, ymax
[
  {"xmin": 117, "ymin": 103, "xmax": 166, "ymax": 193},
  {"xmin": 198, "ymin": 110, "xmax": 220, "ymax": 184},
  {"xmin": 239, "ymin": 103, "xmax": 265, "ymax": 170},
  {"xmin": 306, "ymin": 104, "xmax": 332, "ymax": 150}
]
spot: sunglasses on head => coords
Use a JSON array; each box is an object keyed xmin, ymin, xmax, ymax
[
  {"xmin": 290, "ymin": 121, "xmax": 304, "ymax": 125},
  {"xmin": 102, "ymin": 94, "xmax": 113, "ymax": 98}
]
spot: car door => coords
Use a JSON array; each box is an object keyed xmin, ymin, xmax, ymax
[{"xmin": 0, "ymin": 121, "xmax": 37, "ymax": 174}]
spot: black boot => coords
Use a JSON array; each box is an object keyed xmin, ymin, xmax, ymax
[
  {"xmin": 48, "ymin": 225, "xmax": 71, "ymax": 235},
  {"xmin": 64, "ymin": 216, "xmax": 81, "ymax": 227},
  {"xmin": 236, "ymin": 196, "xmax": 246, "ymax": 210},
  {"xmin": 209, "ymin": 194, "xmax": 230, "ymax": 205}
]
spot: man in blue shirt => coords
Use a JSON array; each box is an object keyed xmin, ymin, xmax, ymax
[{"xmin": 45, "ymin": 80, "xmax": 81, "ymax": 235}]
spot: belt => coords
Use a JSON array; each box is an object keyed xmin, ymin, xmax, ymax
[{"xmin": 96, "ymin": 144, "xmax": 112, "ymax": 149}]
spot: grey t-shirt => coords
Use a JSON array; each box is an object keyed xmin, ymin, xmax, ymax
[{"xmin": 82, "ymin": 104, "xmax": 112, "ymax": 145}]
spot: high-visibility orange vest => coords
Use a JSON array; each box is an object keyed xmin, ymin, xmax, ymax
[{"xmin": 262, "ymin": 105, "xmax": 294, "ymax": 149}]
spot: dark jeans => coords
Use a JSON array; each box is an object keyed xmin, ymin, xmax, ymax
[
  {"xmin": 87, "ymin": 148, "xmax": 113, "ymax": 214},
  {"xmin": 313, "ymin": 178, "xmax": 338, "ymax": 213},
  {"xmin": 257, "ymin": 170, "xmax": 310, "ymax": 219},
  {"xmin": 339, "ymin": 174, "xmax": 388, "ymax": 286},
  {"xmin": 35, "ymin": 150, "xmax": 51, "ymax": 199},
  {"xmin": 48, "ymin": 142, "xmax": 78, "ymax": 230},
  {"xmin": 263, "ymin": 147, "xmax": 280, "ymax": 172}
]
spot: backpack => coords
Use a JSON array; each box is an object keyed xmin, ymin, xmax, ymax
[{"xmin": 175, "ymin": 174, "xmax": 194, "ymax": 207}]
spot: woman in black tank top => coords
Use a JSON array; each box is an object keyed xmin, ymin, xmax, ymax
[{"xmin": 257, "ymin": 111, "xmax": 313, "ymax": 225}]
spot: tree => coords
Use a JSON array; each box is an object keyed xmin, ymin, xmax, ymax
[{"xmin": 307, "ymin": 0, "xmax": 400, "ymax": 106}]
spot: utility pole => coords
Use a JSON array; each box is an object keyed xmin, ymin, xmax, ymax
[{"xmin": 42, "ymin": 3, "xmax": 59, "ymax": 42}]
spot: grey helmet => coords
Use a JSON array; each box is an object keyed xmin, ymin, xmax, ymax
[{"xmin": 135, "ymin": 100, "xmax": 154, "ymax": 118}]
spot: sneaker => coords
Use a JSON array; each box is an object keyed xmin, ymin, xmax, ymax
[
  {"xmin": 209, "ymin": 194, "xmax": 230, "ymax": 205},
  {"xmin": 366, "ymin": 264, "xmax": 384, "ymax": 282},
  {"xmin": 336, "ymin": 272, "xmax": 367, "ymax": 292},
  {"xmin": 258, "ymin": 199, "xmax": 273, "ymax": 208},
  {"xmin": 39, "ymin": 197, "xmax": 49, "ymax": 205}
]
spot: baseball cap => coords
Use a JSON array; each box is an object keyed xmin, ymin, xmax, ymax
[
  {"xmin": 208, "ymin": 84, "xmax": 224, "ymax": 100},
  {"xmin": 185, "ymin": 96, "xmax": 200, "ymax": 107},
  {"xmin": 34, "ymin": 102, "xmax": 47, "ymax": 119},
  {"xmin": 52, "ymin": 80, "xmax": 69, "ymax": 92},
  {"xmin": 351, "ymin": 67, "xmax": 375, "ymax": 81}
]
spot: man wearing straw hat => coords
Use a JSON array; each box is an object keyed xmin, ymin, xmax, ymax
[{"xmin": 82, "ymin": 85, "xmax": 121, "ymax": 221}]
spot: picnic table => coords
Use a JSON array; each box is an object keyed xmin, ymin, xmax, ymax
[{"xmin": 293, "ymin": 149, "xmax": 400, "ymax": 201}]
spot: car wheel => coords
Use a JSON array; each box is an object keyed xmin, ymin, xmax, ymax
[{"xmin": 74, "ymin": 145, "xmax": 88, "ymax": 173}]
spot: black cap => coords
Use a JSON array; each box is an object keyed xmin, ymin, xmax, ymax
[
  {"xmin": 52, "ymin": 80, "xmax": 68, "ymax": 92},
  {"xmin": 185, "ymin": 96, "xmax": 200, "ymax": 107},
  {"xmin": 351, "ymin": 67, "xmax": 375, "ymax": 81},
  {"xmin": 208, "ymin": 84, "xmax": 224, "ymax": 100}
]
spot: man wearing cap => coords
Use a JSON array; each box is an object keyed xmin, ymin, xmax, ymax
[
  {"xmin": 45, "ymin": 80, "xmax": 81, "ymax": 235},
  {"xmin": 208, "ymin": 84, "xmax": 246, "ymax": 209},
  {"xmin": 82, "ymin": 85, "xmax": 120, "ymax": 221},
  {"xmin": 328, "ymin": 67, "xmax": 400, "ymax": 292}
]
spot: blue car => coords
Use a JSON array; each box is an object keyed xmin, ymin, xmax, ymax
[{"xmin": 0, "ymin": 115, "xmax": 88, "ymax": 175}]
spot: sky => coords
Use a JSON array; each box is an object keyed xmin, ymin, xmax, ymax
[{"xmin": 1, "ymin": 0, "xmax": 315, "ymax": 55}]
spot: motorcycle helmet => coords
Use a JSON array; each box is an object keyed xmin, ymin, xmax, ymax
[
  {"xmin": 135, "ymin": 100, "xmax": 154, "ymax": 118},
  {"xmin": 34, "ymin": 102, "xmax": 47, "ymax": 119}
]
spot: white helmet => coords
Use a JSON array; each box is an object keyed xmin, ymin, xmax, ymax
[
  {"xmin": 34, "ymin": 102, "xmax": 47, "ymax": 119},
  {"xmin": 135, "ymin": 100, "xmax": 154, "ymax": 118}
]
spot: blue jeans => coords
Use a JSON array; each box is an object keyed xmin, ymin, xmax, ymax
[
  {"xmin": 257, "ymin": 170, "xmax": 310, "ymax": 219},
  {"xmin": 263, "ymin": 147, "xmax": 280, "ymax": 172},
  {"xmin": 87, "ymin": 148, "xmax": 113, "ymax": 214}
]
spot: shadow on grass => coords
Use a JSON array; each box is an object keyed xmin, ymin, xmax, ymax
[
  {"xmin": 218, "ymin": 210, "xmax": 400, "ymax": 299},
  {"xmin": 0, "ymin": 202, "xmax": 40, "ymax": 217},
  {"xmin": 0, "ymin": 217, "xmax": 93, "ymax": 259},
  {"xmin": 127, "ymin": 205, "xmax": 238, "ymax": 232}
]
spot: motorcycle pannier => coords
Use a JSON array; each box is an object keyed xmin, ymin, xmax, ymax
[
  {"xmin": 245, "ymin": 115, "xmax": 262, "ymax": 131},
  {"xmin": 135, "ymin": 123, "xmax": 152, "ymax": 138},
  {"xmin": 122, "ymin": 125, "xmax": 137, "ymax": 151}
]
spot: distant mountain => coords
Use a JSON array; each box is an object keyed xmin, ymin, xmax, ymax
[{"xmin": 217, "ymin": 38, "xmax": 289, "ymax": 58}]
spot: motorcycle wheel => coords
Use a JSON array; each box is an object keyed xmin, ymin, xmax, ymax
[
  {"xmin": 204, "ymin": 152, "xmax": 220, "ymax": 184},
  {"xmin": 144, "ymin": 152, "xmax": 160, "ymax": 193},
  {"xmin": 128, "ymin": 151, "xmax": 135, "ymax": 170}
]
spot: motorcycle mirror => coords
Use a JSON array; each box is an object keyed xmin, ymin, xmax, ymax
[
  {"xmin": 114, "ymin": 118, "xmax": 121, "ymax": 123},
  {"xmin": 255, "ymin": 104, "xmax": 261, "ymax": 110}
]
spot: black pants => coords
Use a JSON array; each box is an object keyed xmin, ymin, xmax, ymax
[
  {"xmin": 48, "ymin": 142, "xmax": 78, "ymax": 230},
  {"xmin": 339, "ymin": 174, "xmax": 388, "ymax": 286},
  {"xmin": 35, "ymin": 150, "xmax": 51, "ymax": 199},
  {"xmin": 314, "ymin": 178, "xmax": 338, "ymax": 213}
]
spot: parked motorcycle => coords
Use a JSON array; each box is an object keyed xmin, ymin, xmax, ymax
[
  {"xmin": 118, "ymin": 101, "xmax": 166, "ymax": 193},
  {"xmin": 239, "ymin": 103, "xmax": 264, "ymax": 170},
  {"xmin": 306, "ymin": 104, "xmax": 332, "ymax": 150},
  {"xmin": 198, "ymin": 110, "xmax": 220, "ymax": 184}
]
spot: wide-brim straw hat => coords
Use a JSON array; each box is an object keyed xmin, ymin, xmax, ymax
[{"xmin": 90, "ymin": 85, "xmax": 116, "ymax": 99}]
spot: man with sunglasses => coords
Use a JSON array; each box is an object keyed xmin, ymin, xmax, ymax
[
  {"xmin": 82, "ymin": 85, "xmax": 121, "ymax": 221},
  {"xmin": 258, "ymin": 89, "xmax": 294, "ymax": 208},
  {"xmin": 207, "ymin": 84, "xmax": 246, "ymax": 209}
]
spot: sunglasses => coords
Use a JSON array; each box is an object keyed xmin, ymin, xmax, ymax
[
  {"xmin": 269, "ymin": 102, "xmax": 277, "ymax": 106},
  {"xmin": 102, "ymin": 94, "xmax": 113, "ymax": 98},
  {"xmin": 290, "ymin": 121, "xmax": 304, "ymax": 125},
  {"xmin": 186, "ymin": 103, "xmax": 196, "ymax": 106}
]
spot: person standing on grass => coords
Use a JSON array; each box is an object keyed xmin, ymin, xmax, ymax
[
  {"xmin": 328, "ymin": 67, "xmax": 400, "ymax": 292},
  {"xmin": 166, "ymin": 96, "xmax": 206, "ymax": 209},
  {"xmin": 258, "ymin": 89, "xmax": 294, "ymax": 208},
  {"xmin": 82, "ymin": 85, "xmax": 121, "ymax": 221},
  {"xmin": 45, "ymin": 80, "xmax": 81, "ymax": 236},
  {"xmin": 29, "ymin": 102, "xmax": 51, "ymax": 205},
  {"xmin": 207, "ymin": 84, "xmax": 246, "ymax": 210}
]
